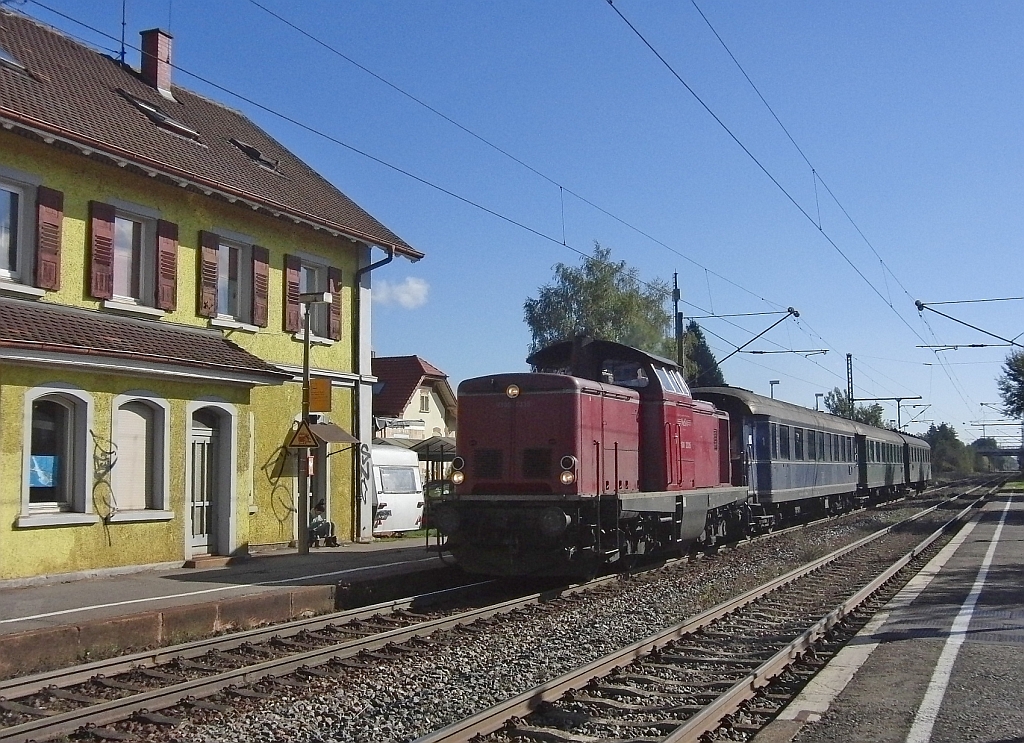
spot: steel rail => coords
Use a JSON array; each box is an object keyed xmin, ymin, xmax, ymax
[
  {"xmin": 0, "ymin": 579, "xmax": 493, "ymax": 700},
  {"xmin": 412, "ymin": 484, "xmax": 994, "ymax": 743},
  {"xmin": 0, "ymin": 480, "xmax": 986, "ymax": 742},
  {"xmin": 0, "ymin": 574, "xmax": 631, "ymax": 743}
]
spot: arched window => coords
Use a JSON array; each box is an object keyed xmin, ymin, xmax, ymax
[
  {"xmin": 115, "ymin": 401, "xmax": 156, "ymax": 510},
  {"xmin": 29, "ymin": 396, "xmax": 75, "ymax": 508}
]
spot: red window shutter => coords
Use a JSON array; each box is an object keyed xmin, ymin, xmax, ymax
[
  {"xmin": 155, "ymin": 219, "xmax": 178, "ymax": 311},
  {"xmin": 284, "ymin": 254, "xmax": 301, "ymax": 332},
  {"xmin": 327, "ymin": 266, "xmax": 342, "ymax": 341},
  {"xmin": 197, "ymin": 231, "xmax": 219, "ymax": 317},
  {"xmin": 89, "ymin": 201, "xmax": 115, "ymax": 300},
  {"xmin": 35, "ymin": 186, "xmax": 63, "ymax": 291},
  {"xmin": 251, "ymin": 245, "xmax": 270, "ymax": 327}
]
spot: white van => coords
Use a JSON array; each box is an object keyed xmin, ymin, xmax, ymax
[{"xmin": 371, "ymin": 444, "xmax": 424, "ymax": 534}]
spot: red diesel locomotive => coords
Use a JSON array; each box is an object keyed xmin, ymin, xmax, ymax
[{"xmin": 431, "ymin": 338, "xmax": 749, "ymax": 576}]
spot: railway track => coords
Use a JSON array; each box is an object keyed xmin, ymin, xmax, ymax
[
  {"xmin": 413, "ymin": 482, "xmax": 1002, "ymax": 743},
  {"xmin": 0, "ymin": 480, "xmax": 996, "ymax": 742}
]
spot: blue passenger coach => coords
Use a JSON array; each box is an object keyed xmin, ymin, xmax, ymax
[{"xmin": 694, "ymin": 387, "xmax": 931, "ymax": 521}]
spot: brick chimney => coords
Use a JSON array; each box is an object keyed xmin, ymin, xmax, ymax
[{"xmin": 140, "ymin": 28, "xmax": 173, "ymax": 99}]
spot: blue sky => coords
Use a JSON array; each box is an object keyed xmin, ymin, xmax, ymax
[{"xmin": 23, "ymin": 0, "xmax": 1023, "ymax": 443}]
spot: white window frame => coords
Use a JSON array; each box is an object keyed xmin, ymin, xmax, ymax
[
  {"xmin": 299, "ymin": 259, "xmax": 329, "ymax": 339},
  {"xmin": 0, "ymin": 166, "xmax": 39, "ymax": 290},
  {"xmin": 103, "ymin": 199, "xmax": 161, "ymax": 313},
  {"xmin": 215, "ymin": 238, "xmax": 252, "ymax": 324},
  {"xmin": 18, "ymin": 384, "xmax": 99, "ymax": 528},
  {"xmin": 107, "ymin": 392, "xmax": 173, "ymax": 523},
  {"xmin": 419, "ymin": 390, "xmax": 430, "ymax": 414}
]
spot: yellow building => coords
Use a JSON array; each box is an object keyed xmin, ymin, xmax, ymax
[{"xmin": 0, "ymin": 11, "xmax": 420, "ymax": 582}]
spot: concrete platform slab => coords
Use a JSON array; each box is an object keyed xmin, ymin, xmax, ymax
[{"xmin": 756, "ymin": 492, "xmax": 1024, "ymax": 743}]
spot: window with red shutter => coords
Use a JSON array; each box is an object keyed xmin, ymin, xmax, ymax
[
  {"xmin": 328, "ymin": 266, "xmax": 342, "ymax": 341},
  {"xmin": 155, "ymin": 219, "xmax": 177, "ymax": 311},
  {"xmin": 284, "ymin": 254, "xmax": 301, "ymax": 333},
  {"xmin": 251, "ymin": 245, "xmax": 269, "ymax": 327},
  {"xmin": 35, "ymin": 186, "xmax": 62, "ymax": 291},
  {"xmin": 89, "ymin": 201, "xmax": 115, "ymax": 300},
  {"xmin": 198, "ymin": 231, "xmax": 219, "ymax": 317}
]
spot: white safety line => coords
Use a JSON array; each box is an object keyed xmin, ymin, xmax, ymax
[
  {"xmin": 775, "ymin": 510, "xmax": 983, "ymax": 722},
  {"xmin": 0, "ymin": 556, "xmax": 440, "ymax": 626},
  {"xmin": 905, "ymin": 496, "xmax": 1014, "ymax": 743}
]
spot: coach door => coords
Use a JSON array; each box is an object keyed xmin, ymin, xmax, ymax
[{"xmin": 190, "ymin": 409, "xmax": 222, "ymax": 554}]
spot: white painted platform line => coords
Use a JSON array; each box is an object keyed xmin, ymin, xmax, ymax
[
  {"xmin": 0, "ymin": 556, "xmax": 440, "ymax": 626},
  {"xmin": 775, "ymin": 510, "xmax": 984, "ymax": 722},
  {"xmin": 904, "ymin": 496, "xmax": 1014, "ymax": 743}
]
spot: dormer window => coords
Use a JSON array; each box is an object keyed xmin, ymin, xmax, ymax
[
  {"xmin": 119, "ymin": 90, "xmax": 200, "ymax": 141},
  {"xmin": 0, "ymin": 44, "xmax": 26, "ymax": 74},
  {"xmin": 230, "ymin": 138, "xmax": 280, "ymax": 173}
]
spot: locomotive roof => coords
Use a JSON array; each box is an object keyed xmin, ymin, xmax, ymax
[
  {"xmin": 527, "ymin": 337, "xmax": 678, "ymax": 372},
  {"xmin": 693, "ymin": 386, "xmax": 915, "ymax": 444}
]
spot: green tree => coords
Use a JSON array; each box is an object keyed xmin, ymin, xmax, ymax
[
  {"xmin": 923, "ymin": 423, "xmax": 974, "ymax": 475},
  {"xmin": 997, "ymin": 350, "xmax": 1024, "ymax": 418},
  {"xmin": 684, "ymin": 320, "xmax": 725, "ymax": 387},
  {"xmin": 524, "ymin": 243, "xmax": 673, "ymax": 357},
  {"xmin": 822, "ymin": 387, "xmax": 886, "ymax": 426}
]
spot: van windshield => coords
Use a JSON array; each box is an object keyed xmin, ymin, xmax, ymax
[{"xmin": 379, "ymin": 466, "xmax": 418, "ymax": 493}]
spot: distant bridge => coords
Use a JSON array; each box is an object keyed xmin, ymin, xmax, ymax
[{"xmin": 973, "ymin": 446, "xmax": 1023, "ymax": 458}]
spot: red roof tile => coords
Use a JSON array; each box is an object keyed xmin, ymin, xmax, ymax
[
  {"xmin": 0, "ymin": 9, "xmax": 420, "ymax": 258},
  {"xmin": 0, "ymin": 296, "xmax": 290, "ymax": 383}
]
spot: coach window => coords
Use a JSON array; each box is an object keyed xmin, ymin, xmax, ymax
[
  {"xmin": 793, "ymin": 428, "xmax": 804, "ymax": 460},
  {"xmin": 755, "ymin": 422, "xmax": 770, "ymax": 460},
  {"xmin": 770, "ymin": 423, "xmax": 778, "ymax": 459},
  {"xmin": 779, "ymin": 425, "xmax": 791, "ymax": 460},
  {"xmin": 807, "ymin": 429, "xmax": 816, "ymax": 460}
]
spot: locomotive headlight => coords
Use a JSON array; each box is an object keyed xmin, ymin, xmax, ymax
[
  {"xmin": 432, "ymin": 505, "xmax": 461, "ymax": 535},
  {"xmin": 559, "ymin": 455, "xmax": 577, "ymax": 485},
  {"xmin": 538, "ymin": 507, "xmax": 571, "ymax": 537},
  {"xmin": 506, "ymin": 384, "xmax": 520, "ymax": 398},
  {"xmin": 451, "ymin": 456, "xmax": 465, "ymax": 471},
  {"xmin": 451, "ymin": 470, "xmax": 465, "ymax": 485}
]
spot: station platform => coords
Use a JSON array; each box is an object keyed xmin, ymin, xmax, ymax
[
  {"xmin": 758, "ymin": 490, "xmax": 1024, "ymax": 743},
  {"xmin": 0, "ymin": 537, "xmax": 455, "ymax": 678}
]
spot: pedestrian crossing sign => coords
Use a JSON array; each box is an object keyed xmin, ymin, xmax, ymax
[{"xmin": 286, "ymin": 420, "xmax": 319, "ymax": 449}]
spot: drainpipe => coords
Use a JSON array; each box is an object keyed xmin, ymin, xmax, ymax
[{"xmin": 352, "ymin": 245, "xmax": 396, "ymax": 542}]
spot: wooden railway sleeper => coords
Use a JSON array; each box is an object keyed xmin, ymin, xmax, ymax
[
  {"xmin": 93, "ymin": 676, "xmax": 149, "ymax": 693},
  {"xmin": 132, "ymin": 709, "xmax": 181, "ymax": 726},
  {"xmin": 45, "ymin": 686, "xmax": 104, "ymax": 704},
  {"xmin": 137, "ymin": 668, "xmax": 188, "ymax": 683},
  {"xmin": 80, "ymin": 723, "xmax": 134, "ymax": 740}
]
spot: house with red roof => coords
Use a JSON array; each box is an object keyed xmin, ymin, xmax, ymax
[
  {"xmin": 371, "ymin": 356, "xmax": 457, "ymax": 441},
  {"xmin": 0, "ymin": 9, "xmax": 420, "ymax": 581}
]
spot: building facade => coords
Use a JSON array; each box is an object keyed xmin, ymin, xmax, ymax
[
  {"xmin": 372, "ymin": 356, "xmax": 457, "ymax": 440},
  {"xmin": 0, "ymin": 11, "xmax": 420, "ymax": 582}
]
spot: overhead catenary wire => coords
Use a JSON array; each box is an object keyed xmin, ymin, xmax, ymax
[
  {"xmin": 26, "ymin": 1, "xmax": 919, "ymax": 401},
  {"xmin": 606, "ymin": 0, "xmax": 928, "ymax": 347}
]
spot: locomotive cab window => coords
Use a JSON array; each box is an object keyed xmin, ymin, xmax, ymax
[{"xmin": 603, "ymin": 360, "xmax": 649, "ymax": 388}]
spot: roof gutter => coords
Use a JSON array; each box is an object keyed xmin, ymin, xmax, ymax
[{"xmin": 354, "ymin": 244, "xmax": 396, "ymax": 279}]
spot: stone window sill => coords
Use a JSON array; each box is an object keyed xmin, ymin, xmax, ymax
[
  {"xmin": 211, "ymin": 317, "xmax": 260, "ymax": 333},
  {"xmin": 106, "ymin": 509, "xmax": 175, "ymax": 523},
  {"xmin": 0, "ymin": 280, "xmax": 46, "ymax": 298},
  {"xmin": 291, "ymin": 332, "xmax": 334, "ymax": 346},
  {"xmin": 17, "ymin": 512, "xmax": 101, "ymax": 528},
  {"xmin": 102, "ymin": 299, "xmax": 166, "ymax": 318}
]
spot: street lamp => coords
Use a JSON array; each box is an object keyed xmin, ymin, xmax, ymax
[
  {"xmin": 815, "ymin": 392, "xmax": 823, "ymax": 410},
  {"xmin": 769, "ymin": 380, "xmax": 780, "ymax": 399},
  {"xmin": 297, "ymin": 290, "xmax": 332, "ymax": 555}
]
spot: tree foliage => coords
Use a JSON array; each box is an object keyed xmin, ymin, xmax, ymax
[
  {"xmin": 997, "ymin": 350, "xmax": 1024, "ymax": 418},
  {"xmin": 524, "ymin": 243, "xmax": 673, "ymax": 357},
  {"xmin": 923, "ymin": 423, "xmax": 973, "ymax": 475},
  {"xmin": 822, "ymin": 387, "xmax": 886, "ymax": 427},
  {"xmin": 684, "ymin": 320, "xmax": 725, "ymax": 387},
  {"xmin": 968, "ymin": 437, "xmax": 1014, "ymax": 472}
]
